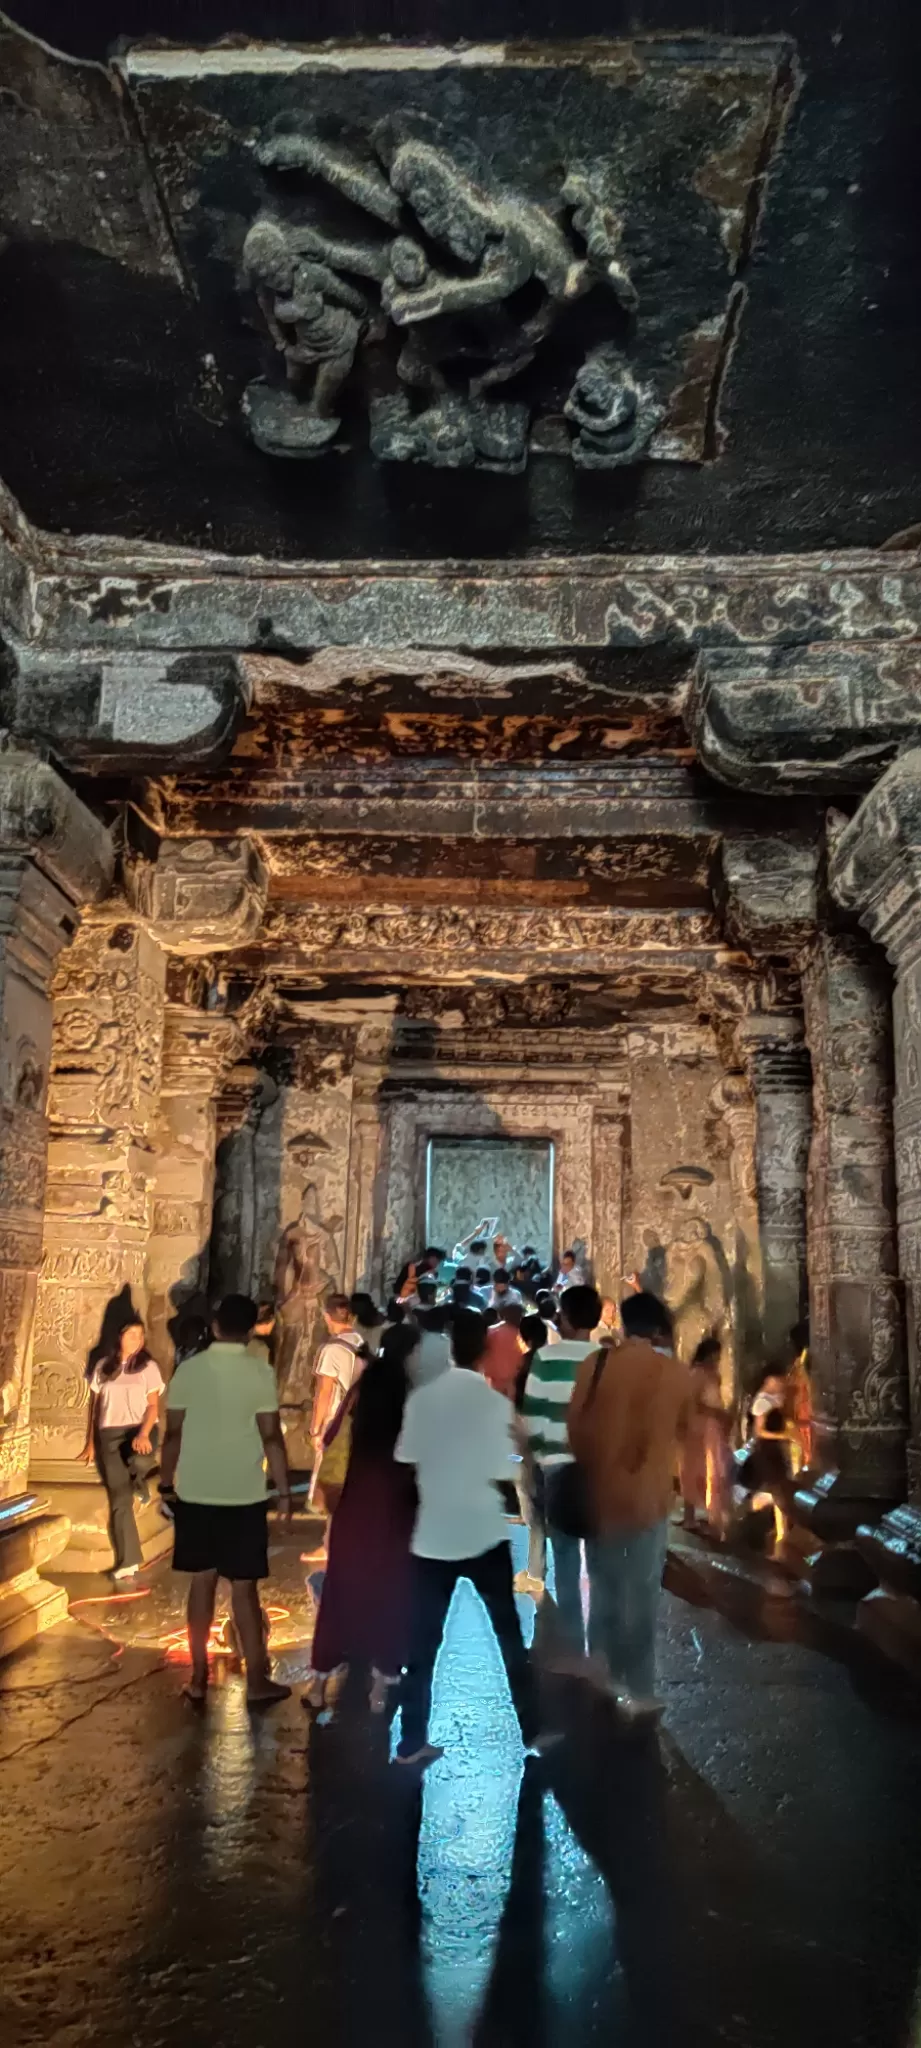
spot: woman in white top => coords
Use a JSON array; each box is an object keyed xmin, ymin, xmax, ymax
[{"xmin": 80, "ymin": 1319, "xmax": 165, "ymax": 1578}]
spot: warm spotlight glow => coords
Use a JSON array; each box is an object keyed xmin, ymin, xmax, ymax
[{"xmin": 158, "ymin": 1604, "xmax": 295, "ymax": 1665}]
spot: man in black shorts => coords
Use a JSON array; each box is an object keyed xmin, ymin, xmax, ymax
[{"xmin": 160, "ymin": 1293, "xmax": 291, "ymax": 1706}]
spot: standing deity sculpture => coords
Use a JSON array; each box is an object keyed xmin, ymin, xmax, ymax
[
  {"xmin": 273, "ymin": 1183, "xmax": 343, "ymax": 1407},
  {"xmin": 661, "ymin": 1216, "xmax": 732, "ymax": 1372}
]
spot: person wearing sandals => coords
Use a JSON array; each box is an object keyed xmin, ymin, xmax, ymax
[
  {"xmin": 160, "ymin": 1293, "xmax": 292, "ymax": 1708},
  {"xmin": 302, "ymin": 1323, "xmax": 419, "ymax": 1717}
]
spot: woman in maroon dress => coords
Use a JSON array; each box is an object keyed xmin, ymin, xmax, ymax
[{"xmin": 302, "ymin": 1323, "xmax": 419, "ymax": 1715}]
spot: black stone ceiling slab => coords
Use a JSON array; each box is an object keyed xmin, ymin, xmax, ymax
[{"xmin": 0, "ymin": 3, "xmax": 919, "ymax": 560}]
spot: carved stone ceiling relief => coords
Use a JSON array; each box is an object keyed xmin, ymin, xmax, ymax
[{"xmin": 124, "ymin": 40, "xmax": 792, "ymax": 473}]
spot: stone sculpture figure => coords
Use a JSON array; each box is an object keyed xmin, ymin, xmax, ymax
[
  {"xmin": 242, "ymin": 219, "xmax": 380, "ymax": 452},
  {"xmin": 661, "ymin": 1217, "xmax": 732, "ymax": 1369},
  {"xmin": 273, "ymin": 1183, "xmax": 342, "ymax": 1405},
  {"xmin": 564, "ymin": 346, "xmax": 662, "ymax": 467},
  {"xmin": 241, "ymin": 117, "xmax": 657, "ymax": 469}
]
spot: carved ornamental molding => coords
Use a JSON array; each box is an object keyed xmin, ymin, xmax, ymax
[{"xmin": 829, "ymin": 750, "xmax": 921, "ymax": 967}]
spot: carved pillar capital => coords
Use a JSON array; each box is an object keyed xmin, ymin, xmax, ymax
[
  {"xmin": 735, "ymin": 1012, "xmax": 811, "ymax": 1090},
  {"xmin": 125, "ymin": 834, "xmax": 268, "ymax": 956},
  {"xmin": 719, "ymin": 836, "xmax": 819, "ymax": 955},
  {"xmin": 159, "ymin": 1005, "xmax": 246, "ymax": 1096}
]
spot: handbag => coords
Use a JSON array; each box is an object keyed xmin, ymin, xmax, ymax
[{"xmin": 544, "ymin": 1346, "xmax": 610, "ymax": 1540}]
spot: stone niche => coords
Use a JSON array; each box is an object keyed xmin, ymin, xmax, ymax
[{"xmin": 124, "ymin": 38, "xmax": 792, "ymax": 472}]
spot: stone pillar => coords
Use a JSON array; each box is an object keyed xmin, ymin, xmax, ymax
[
  {"xmin": 145, "ymin": 1004, "xmax": 244, "ymax": 1369},
  {"xmin": 29, "ymin": 919, "xmax": 168, "ymax": 1569},
  {"xmin": 707, "ymin": 1072, "xmax": 763, "ymax": 1391},
  {"xmin": 0, "ymin": 753, "xmax": 113, "ymax": 1505},
  {"xmin": 736, "ymin": 1016, "xmax": 811, "ymax": 1366},
  {"xmin": 591, "ymin": 1111, "xmax": 627, "ymax": 1302},
  {"xmin": 828, "ymin": 753, "xmax": 921, "ymax": 1643},
  {"xmin": 830, "ymin": 753, "xmax": 921, "ymax": 1505},
  {"xmin": 209, "ymin": 1062, "xmax": 274, "ymax": 1302},
  {"xmin": 801, "ymin": 931, "xmax": 905, "ymax": 1501}
]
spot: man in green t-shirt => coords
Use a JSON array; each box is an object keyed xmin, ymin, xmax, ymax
[
  {"xmin": 519, "ymin": 1284, "xmax": 602, "ymax": 1639},
  {"xmin": 161, "ymin": 1293, "xmax": 291, "ymax": 1707}
]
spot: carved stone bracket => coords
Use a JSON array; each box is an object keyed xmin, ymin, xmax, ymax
[
  {"xmin": 687, "ymin": 645, "xmax": 921, "ymax": 795},
  {"xmin": 1, "ymin": 646, "xmax": 249, "ymax": 774}
]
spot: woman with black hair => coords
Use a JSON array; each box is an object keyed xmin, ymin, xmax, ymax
[
  {"xmin": 302, "ymin": 1322, "xmax": 419, "ymax": 1716},
  {"xmin": 80, "ymin": 1319, "xmax": 164, "ymax": 1578}
]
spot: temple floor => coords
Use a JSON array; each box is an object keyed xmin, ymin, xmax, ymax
[{"xmin": 3, "ymin": 1527, "xmax": 921, "ymax": 2048}]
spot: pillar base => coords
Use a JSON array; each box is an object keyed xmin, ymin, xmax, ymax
[
  {"xmin": 0, "ymin": 1494, "xmax": 71, "ymax": 1659},
  {"xmin": 28, "ymin": 1463, "xmax": 173, "ymax": 1574},
  {"xmin": 792, "ymin": 1468, "xmax": 895, "ymax": 1543},
  {"xmin": 856, "ymin": 1502, "xmax": 921, "ymax": 1601},
  {"xmin": 856, "ymin": 1587, "xmax": 921, "ymax": 1679}
]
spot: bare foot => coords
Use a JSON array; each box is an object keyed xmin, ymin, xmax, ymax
[
  {"xmin": 246, "ymin": 1678, "xmax": 292, "ymax": 1708},
  {"xmin": 182, "ymin": 1676, "xmax": 208, "ymax": 1704}
]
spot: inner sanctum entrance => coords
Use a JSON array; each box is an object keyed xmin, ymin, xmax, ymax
[{"xmin": 425, "ymin": 1136, "xmax": 556, "ymax": 1265}]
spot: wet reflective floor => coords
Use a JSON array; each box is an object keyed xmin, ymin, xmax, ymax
[{"xmin": 3, "ymin": 1522, "xmax": 921, "ymax": 2048}]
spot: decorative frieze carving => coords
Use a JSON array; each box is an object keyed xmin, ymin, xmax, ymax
[
  {"xmin": 125, "ymin": 835, "xmax": 268, "ymax": 956},
  {"xmin": 0, "ymin": 746, "xmax": 114, "ymax": 908},
  {"xmin": 257, "ymin": 905, "xmax": 723, "ymax": 963}
]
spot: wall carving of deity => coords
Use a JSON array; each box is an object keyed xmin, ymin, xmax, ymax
[{"xmin": 426, "ymin": 1138, "xmax": 555, "ymax": 1267}]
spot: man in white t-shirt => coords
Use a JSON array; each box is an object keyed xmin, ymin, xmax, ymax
[
  {"xmin": 394, "ymin": 1313, "xmax": 555, "ymax": 1766},
  {"xmin": 306, "ymin": 1294, "xmax": 364, "ymax": 1506}
]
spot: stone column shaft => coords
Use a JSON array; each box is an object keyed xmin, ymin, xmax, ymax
[
  {"xmin": 737, "ymin": 1016, "xmax": 811, "ymax": 1365},
  {"xmin": 830, "ymin": 750, "xmax": 921, "ymax": 1505},
  {"xmin": 30, "ymin": 921, "xmax": 166, "ymax": 1479},
  {"xmin": 0, "ymin": 755, "xmax": 113, "ymax": 1500},
  {"xmin": 145, "ymin": 1006, "xmax": 245, "ymax": 1368},
  {"xmin": 802, "ymin": 932, "xmax": 906, "ymax": 1498}
]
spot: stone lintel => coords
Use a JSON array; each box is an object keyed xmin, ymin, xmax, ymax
[
  {"xmin": 18, "ymin": 545, "xmax": 921, "ymax": 656},
  {"xmin": 1, "ymin": 645, "xmax": 249, "ymax": 773},
  {"xmin": 687, "ymin": 644, "xmax": 921, "ymax": 794}
]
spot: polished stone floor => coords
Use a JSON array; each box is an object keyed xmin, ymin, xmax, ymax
[{"xmin": 3, "ymin": 1522, "xmax": 921, "ymax": 2048}]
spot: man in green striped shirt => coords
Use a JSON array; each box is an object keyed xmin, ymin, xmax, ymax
[{"xmin": 519, "ymin": 1285, "xmax": 602, "ymax": 1637}]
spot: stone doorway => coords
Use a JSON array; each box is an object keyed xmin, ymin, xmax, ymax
[{"xmin": 425, "ymin": 1136, "xmax": 555, "ymax": 1267}]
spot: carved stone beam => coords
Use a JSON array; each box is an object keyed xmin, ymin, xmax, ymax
[
  {"xmin": 718, "ymin": 835, "xmax": 819, "ymax": 955},
  {"xmin": 0, "ymin": 646, "xmax": 249, "ymax": 774},
  {"xmin": 0, "ymin": 750, "xmax": 113, "ymax": 1501},
  {"xmin": 125, "ymin": 835, "xmax": 268, "ymax": 956},
  {"xmin": 830, "ymin": 749, "xmax": 921, "ymax": 1506},
  {"xmin": 687, "ymin": 645, "xmax": 921, "ymax": 795},
  {"xmin": 734, "ymin": 1014, "xmax": 811, "ymax": 1365}
]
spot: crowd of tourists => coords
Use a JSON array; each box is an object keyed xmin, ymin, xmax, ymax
[{"xmin": 81, "ymin": 1229, "xmax": 812, "ymax": 1755}]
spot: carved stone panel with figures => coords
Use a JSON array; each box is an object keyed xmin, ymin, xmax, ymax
[{"xmin": 126, "ymin": 39, "xmax": 791, "ymax": 473}]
